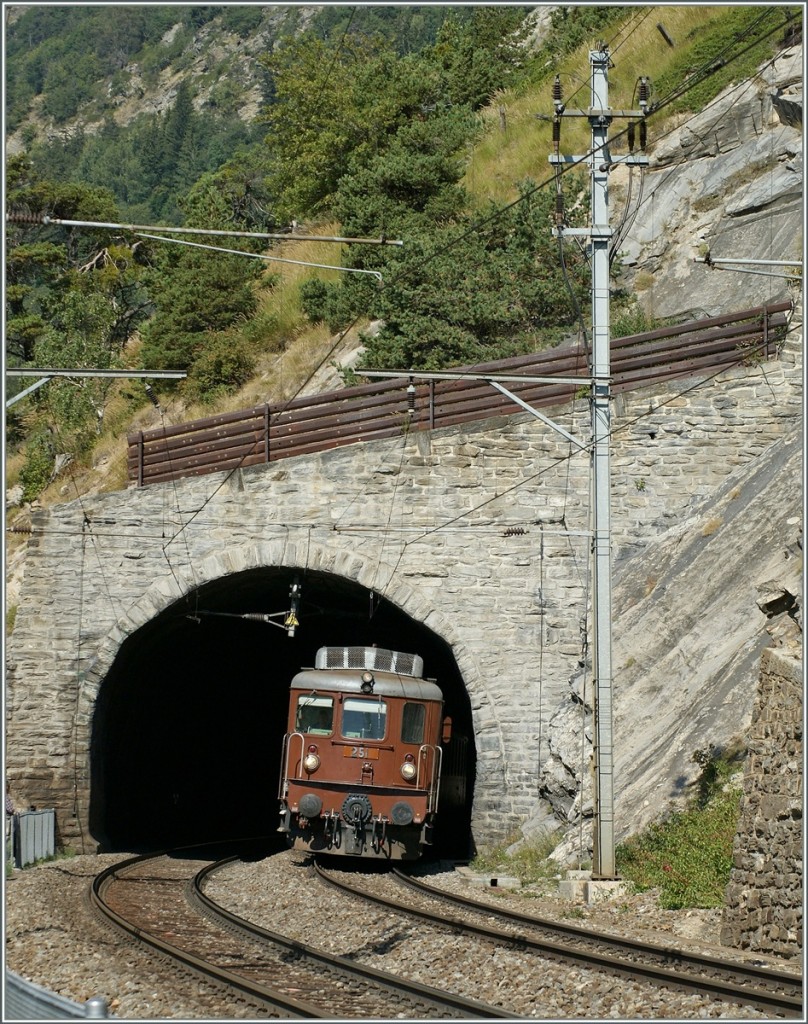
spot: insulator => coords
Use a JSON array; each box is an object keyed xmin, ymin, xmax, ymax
[
  {"xmin": 144, "ymin": 383, "xmax": 160, "ymax": 408},
  {"xmin": 627, "ymin": 122, "xmax": 636, "ymax": 152},
  {"xmin": 552, "ymin": 75, "xmax": 562, "ymax": 104},
  {"xmin": 407, "ymin": 380, "xmax": 416, "ymax": 414},
  {"xmin": 6, "ymin": 211, "xmax": 43, "ymax": 224},
  {"xmin": 639, "ymin": 77, "xmax": 649, "ymax": 108},
  {"xmin": 552, "ymin": 116, "xmax": 561, "ymax": 144},
  {"xmin": 639, "ymin": 120, "xmax": 647, "ymax": 151}
]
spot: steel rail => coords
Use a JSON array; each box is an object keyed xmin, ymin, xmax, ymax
[
  {"xmin": 91, "ymin": 847, "xmax": 517, "ymax": 1019},
  {"xmin": 90, "ymin": 851, "xmax": 321, "ymax": 1018},
  {"xmin": 395, "ymin": 871, "xmax": 803, "ymax": 1003},
  {"xmin": 194, "ymin": 856, "xmax": 520, "ymax": 1019},
  {"xmin": 314, "ymin": 863, "xmax": 802, "ymax": 1018}
]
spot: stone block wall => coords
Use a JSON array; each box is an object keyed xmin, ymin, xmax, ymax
[
  {"xmin": 5, "ymin": 317, "xmax": 803, "ymax": 851},
  {"xmin": 721, "ymin": 647, "xmax": 802, "ymax": 959}
]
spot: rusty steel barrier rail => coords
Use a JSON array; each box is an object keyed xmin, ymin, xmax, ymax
[{"xmin": 127, "ymin": 301, "xmax": 792, "ymax": 487}]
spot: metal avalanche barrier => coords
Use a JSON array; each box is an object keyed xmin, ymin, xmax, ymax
[{"xmin": 4, "ymin": 970, "xmax": 110, "ymax": 1018}]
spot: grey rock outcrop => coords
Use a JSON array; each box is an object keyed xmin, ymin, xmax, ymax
[
  {"xmin": 542, "ymin": 426, "xmax": 802, "ymax": 866},
  {"xmin": 618, "ymin": 45, "xmax": 803, "ymax": 320}
]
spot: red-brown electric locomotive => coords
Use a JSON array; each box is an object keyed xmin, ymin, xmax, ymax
[{"xmin": 278, "ymin": 646, "xmax": 450, "ymax": 860}]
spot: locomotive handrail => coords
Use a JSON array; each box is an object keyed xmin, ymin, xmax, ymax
[
  {"xmin": 277, "ymin": 733, "xmax": 290, "ymax": 801},
  {"xmin": 278, "ymin": 732, "xmax": 306, "ymax": 797},
  {"xmin": 420, "ymin": 743, "xmax": 443, "ymax": 815}
]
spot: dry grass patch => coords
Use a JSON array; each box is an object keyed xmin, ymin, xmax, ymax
[{"xmin": 465, "ymin": 7, "xmax": 747, "ymax": 207}]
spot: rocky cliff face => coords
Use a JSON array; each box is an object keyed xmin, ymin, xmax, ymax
[
  {"xmin": 522, "ymin": 44, "xmax": 805, "ymax": 861},
  {"xmin": 617, "ymin": 45, "xmax": 803, "ymax": 320},
  {"xmin": 526, "ymin": 335, "xmax": 802, "ymax": 863}
]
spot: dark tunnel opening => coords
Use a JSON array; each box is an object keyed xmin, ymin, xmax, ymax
[{"xmin": 90, "ymin": 568, "xmax": 476, "ymax": 858}]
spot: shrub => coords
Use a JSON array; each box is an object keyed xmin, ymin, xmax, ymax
[
  {"xmin": 185, "ymin": 332, "xmax": 256, "ymax": 403},
  {"xmin": 19, "ymin": 431, "xmax": 55, "ymax": 502},
  {"xmin": 616, "ymin": 748, "xmax": 744, "ymax": 909},
  {"xmin": 470, "ymin": 829, "xmax": 562, "ymax": 886}
]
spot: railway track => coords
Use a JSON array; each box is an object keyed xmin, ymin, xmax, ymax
[
  {"xmin": 90, "ymin": 847, "xmax": 517, "ymax": 1019},
  {"xmin": 314, "ymin": 862, "xmax": 803, "ymax": 1019}
]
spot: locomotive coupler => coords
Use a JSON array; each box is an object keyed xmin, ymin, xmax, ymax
[
  {"xmin": 277, "ymin": 807, "xmax": 291, "ymax": 833},
  {"xmin": 371, "ymin": 816, "xmax": 387, "ymax": 853},
  {"xmin": 353, "ymin": 818, "xmax": 365, "ymax": 849}
]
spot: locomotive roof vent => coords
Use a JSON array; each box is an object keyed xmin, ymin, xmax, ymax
[{"xmin": 316, "ymin": 646, "xmax": 424, "ymax": 678}]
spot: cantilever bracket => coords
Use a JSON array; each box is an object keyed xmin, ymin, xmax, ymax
[{"xmin": 488, "ymin": 380, "xmax": 590, "ymax": 452}]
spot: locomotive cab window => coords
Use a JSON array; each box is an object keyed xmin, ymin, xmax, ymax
[
  {"xmin": 342, "ymin": 697, "xmax": 387, "ymax": 740},
  {"xmin": 401, "ymin": 702, "xmax": 425, "ymax": 744},
  {"xmin": 296, "ymin": 695, "xmax": 334, "ymax": 735}
]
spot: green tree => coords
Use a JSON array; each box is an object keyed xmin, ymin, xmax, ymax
[
  {"xmin": 431, "ymin": 7, "xmax": 530, "ymax": 111},
  {"xmin": 6, "ymin": 240, "xmax": 66, "ymax": 362},
  {"xmin": 302, "ymin": 106, "xmax": 473, "ymax": 333},
  {"xmin": 33, "ymin": 289, "xmax": 120, "ymax": 439},
  {"xmin": 5, "ymin": 158, "xmax": 129, "ymax": 365},
  {"xmin": 138, "ymin": 247, "xmax": 258, "ymax": 374},
  {"xmin": 259, "ymin": 32, "xmax": 444, "ymax": 221},
  {"xmin": 358, "ymin": 181, "xmax": 590, "ymax": 371}
]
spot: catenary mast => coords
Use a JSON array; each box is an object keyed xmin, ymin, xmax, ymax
[{"xmin": 550, "ymin": 45, "xmax": 648, "ymax": 878}]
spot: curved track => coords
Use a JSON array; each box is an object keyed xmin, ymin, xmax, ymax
[
  {"xmin": 314, "ymin": 862, "xmax": 803, "ymax": 1019},
  {"xmin": 91, "ymin": 847, "xmax": 517, "ymax": 1019}
]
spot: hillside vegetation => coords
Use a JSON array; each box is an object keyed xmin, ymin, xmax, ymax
[{"xmin": 4, "ymin": 4, "xmax": 799, "ymax": 509}]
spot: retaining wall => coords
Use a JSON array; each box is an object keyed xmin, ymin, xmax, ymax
[
  {"xmin": 5, "ymin": 317, "xmax": 802, "ymax": 850},
  {"xmin": 721, "ymin": 647, "xmax": 803, "ymax": 959}
]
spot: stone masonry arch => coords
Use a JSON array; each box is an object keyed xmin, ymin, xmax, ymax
[
  {"xmin": 6, "ymin": 324, "xmax": 801, "ymax": 854},
  {"xmin": 71, "ymin": 539, "xmax": 502, "ymax": 852}
]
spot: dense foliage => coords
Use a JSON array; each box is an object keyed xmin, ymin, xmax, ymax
[{"xmin": 6, "ymin": 4, "xmax": 792, "ymax": 502}]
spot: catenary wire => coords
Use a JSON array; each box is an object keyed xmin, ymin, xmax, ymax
[{"xmin": 131, "ymin": 10, "xmax": 797, "ymax": 559}]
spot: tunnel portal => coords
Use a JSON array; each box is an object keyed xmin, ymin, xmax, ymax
[{"xmin": 90, "ymin": 567, "xmax": 476, "ymax": 856}]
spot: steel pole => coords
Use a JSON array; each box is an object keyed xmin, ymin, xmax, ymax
[{"xmin": 589, "ymin": 47, "xmax": 616, "ymax": 879}]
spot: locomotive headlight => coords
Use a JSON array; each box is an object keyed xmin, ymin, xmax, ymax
[
  {"xmin": 303, "ymin": 750, "xmax": 321, "ymax": 773},
  {"xmin": 400, "ymin": 759, "xmax": 417, "ymax": 781},
  {"xmin": 360, "ymin": 671, "xmax": 374, "ymax": 694}
]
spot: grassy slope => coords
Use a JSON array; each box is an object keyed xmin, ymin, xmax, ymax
[{"xmin": 466, "ymin": 6, "xmax": 782, "ymax": 205}]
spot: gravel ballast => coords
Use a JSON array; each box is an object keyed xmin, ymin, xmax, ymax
[{"xmin": 5, "ymin": 850, "xmax": 798, "ymax": 1019}]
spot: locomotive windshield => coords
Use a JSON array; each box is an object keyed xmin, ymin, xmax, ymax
[
  {"xmin": 296, "ymin": 694, "xmax": 334, "ymax": 735},
  {"xmin": 401, "ymin": 702, "xmax": 425, "ymax": 744},
  {"xmin": 342, "ymin": 697, "xmax": 387, "ymax": 740}
]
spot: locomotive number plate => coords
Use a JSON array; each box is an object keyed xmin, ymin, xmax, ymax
[{"xmin": 343, "ymin": 746, "xmax": 379, "ymax": 760}]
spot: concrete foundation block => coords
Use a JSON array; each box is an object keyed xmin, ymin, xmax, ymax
[
  {"xmin": 557, "ymin": 870, "xmax": 590, "ymax": 900},
  {"xmin": 454, "ymin": 867, "xmax": 521, "ymax": 889},
  {"xmin": 584, "ymin": 879, "xmax": 631, "ymax": 903}
]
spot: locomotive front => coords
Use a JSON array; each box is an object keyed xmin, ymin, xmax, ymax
[{"xmin": 278, "ymin": 646, "xmax": 446, "ymax": 860}]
